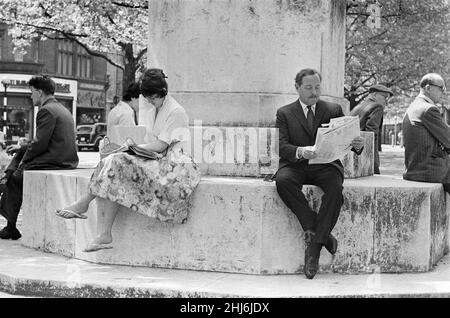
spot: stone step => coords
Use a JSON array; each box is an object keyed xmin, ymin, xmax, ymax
[
  {"xmin": 21, "ymin": 170, "xmax": 449, "ymax": 274},
  {"xmin": 2, "ymin": 239, "xmax": 450, "ymax": 298}
]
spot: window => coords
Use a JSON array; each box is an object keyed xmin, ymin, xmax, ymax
[
  {"xmin": 76, "ymin": 45, "xmax": 91, "ymax": 78},
  {"xmin": 57, "ymin": 40, "xmax": 73, "ymax": 76},
  {"xmin": 0, "ymin": 31, "xmax": 5, "ymax": 60},
  {"xmin": 32, "ymin": 39, "xmax": 40, "ymax": 63},
  {"xmin": 57, "ymin": 40, "xmax": 92, "ymax": 78}
]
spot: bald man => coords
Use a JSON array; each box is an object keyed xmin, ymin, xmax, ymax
[{"xmin": 403, "ymin": 73, "xmax": 450, "ymax": 192}]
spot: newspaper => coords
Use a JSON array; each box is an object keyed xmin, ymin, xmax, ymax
[{"xmin": 308, "ymin": 116, "xmax": 360, "ymax": 164}]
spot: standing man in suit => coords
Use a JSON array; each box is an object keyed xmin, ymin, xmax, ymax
[
  {"xmin": 350, "ymin": 84, "xmax": 393, "ymax": 174},
  {"xmin": 403, "ymin": 73, "xmax": 450, "ymax": 192},
  {"xmin": 0, "ymin": 75, "xmax": 79, "ymax": 240},
  {"xmin": 275, "ymin": 68, "xmax": 364, "ymax": 279}
]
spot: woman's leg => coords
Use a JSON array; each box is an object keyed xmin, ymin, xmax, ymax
[
  {"xmin": 89, "ymin": 197, "xmax": 121, "ymax": 245},
  {"xmin": 62, "ymin": 193, "xmax": 95, "ymax": 215}
]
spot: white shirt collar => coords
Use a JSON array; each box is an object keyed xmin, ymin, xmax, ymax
[{"xmin": 298, "ymin": 99, "xmax": 316, "ymax": 115}]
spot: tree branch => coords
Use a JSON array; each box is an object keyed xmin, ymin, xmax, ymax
[{"xmin": 111, "ymin": 1, "xmax": 148, "ymax": 9}]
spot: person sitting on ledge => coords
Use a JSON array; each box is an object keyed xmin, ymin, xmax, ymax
[
  {"xmin": 0, "ymin": 75, "xmax": 79, "ymax": 240},
  {"xmin": 107, "ymin": 82, "xmax": 140, "ymax": 128},
  {"xmin": 403, "ymin": 73, "xmax": 450, "ymax": 192},
  {"xmin": 55, "ymin": 68, "xmax": 201, "ymax": 252},
  {"xmin": 275, "ymin": 68, "xmax": 364, "ymax": 280}
]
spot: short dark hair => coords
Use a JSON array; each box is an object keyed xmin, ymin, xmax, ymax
[
  {"xmin": 140, "ymin": 68, "xmax": 168, "ymax": 98},
  {"xmin": 28, "ymin": 75, "xmax": 56, "ymax": 95},
  {"xmin": 122, "ymin": 82, "xmax": 140, "ymax": 101},
  {"xmin": 295, "ymin": 68, "xmax": 322, "ymax": 86}
]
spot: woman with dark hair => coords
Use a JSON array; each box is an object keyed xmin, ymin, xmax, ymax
[{"xmin": 55, "ymin": 69, "xmax": 200, "ymax": 252}]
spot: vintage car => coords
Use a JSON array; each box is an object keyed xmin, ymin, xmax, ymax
[{"xmin": 76, "ymin": 123, "xmax": 106, "ymax": 151}]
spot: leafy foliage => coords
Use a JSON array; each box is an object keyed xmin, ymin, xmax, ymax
[
  {"xmin": 345, "ymin": 0, "xmax": 450, "ymax": 117},
  {"xmin": 0, "ymin": 0, "xmax": 149, "ymax": 91}
]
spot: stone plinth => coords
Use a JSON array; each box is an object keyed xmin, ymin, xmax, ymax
[
  {"xmin": 108, "ymin": 126, "xmax": 374, "ymax": 178},
  {"xmin": 146, "ymin": 0, "xmax": 348, "ymax": 126},
  {"xmin": 21, "ymin": 171, "xmax": 448, "ymax": 274}
]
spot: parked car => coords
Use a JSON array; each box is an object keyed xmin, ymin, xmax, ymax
[{"xmin": 76, "ymin": 123, "xmax": 107, "ymax": 151}]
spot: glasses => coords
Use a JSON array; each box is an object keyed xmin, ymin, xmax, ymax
[{"xmin": 429, "ymin": 83, "xmax": 446, "ymax": 92}]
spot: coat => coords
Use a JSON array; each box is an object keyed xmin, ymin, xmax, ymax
[
  {"xmin": 20, "ymin": 97, "xmax": 79, "ymax": 170},
  {"xmin": 403, "ymin": 94, "xmax": 450, "ymax": 183},
  {"xmin": 276, "ymin": 99, "xmax": 346, "ymax": 177}
]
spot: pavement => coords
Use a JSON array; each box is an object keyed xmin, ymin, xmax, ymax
[{"xmin": 2, "ymin": 146, "xmax": 450, "ymax": 299}]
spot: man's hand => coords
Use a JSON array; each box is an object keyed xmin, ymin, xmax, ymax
[
  {"xmin": 6, "ymin": 144, "xmax": 21, "ymax": 156},
  {"xmin": 351, "ymin": 136, "xmax": 364, "ymax": 153},
  {"xmin": 300, "ymin": 146, "xmax": 317, "ymax": 159}
]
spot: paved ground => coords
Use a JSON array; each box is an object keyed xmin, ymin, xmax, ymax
[{"xmin": 378, "ymin": 145, "xmax": 405, "ymax": 177}]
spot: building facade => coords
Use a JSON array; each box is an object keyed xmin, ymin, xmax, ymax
[{"xmin": 0, "ymin": 23, "xmax": 121, "ymax": 144}]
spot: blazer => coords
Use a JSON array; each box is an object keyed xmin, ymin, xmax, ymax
[
  {"xmin": 403, "ymin": 94, "xmax": 450, "ymax": 183},
  {"xmin": 276, "ymin": 99, "xmax": 346, "ymax": 177},
  {"xmin": 20, "ymin": 97, "xmax": 79, "ymax": 170},
  {"xmin": 350, "ymin": 95, "xmax": 384, "ymax": 151}
]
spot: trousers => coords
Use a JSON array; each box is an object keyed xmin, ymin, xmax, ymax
[
  {"xmin": 275, "ymin": 162, "xmax": 344, "ymax": 244},
  {"xmin": 0, "ymin": 150, "xmax": 25, "ymax": 226}
]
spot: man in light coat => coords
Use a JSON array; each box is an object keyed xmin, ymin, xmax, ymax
[{"xmin": 403, "ymin": 73, "xmax": 450, "ymax": 192}]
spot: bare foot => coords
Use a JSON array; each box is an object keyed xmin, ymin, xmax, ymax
[{"xmin": 83, "ymin": 234, "xmax": 113, "ymax": 252}]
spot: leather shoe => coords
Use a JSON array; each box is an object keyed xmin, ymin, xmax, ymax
[
  {"xmin": 304, "ymin": 242, "xmax": 321, "ymax": 279},
  {"xmin": 0, "ymin": 226, "xmax": 22, "ymax": 240},
  {"xmin": 324, "ymin": 233, "xmax": 338, "ymax": 255}
]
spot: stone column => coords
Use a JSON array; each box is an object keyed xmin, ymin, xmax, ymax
[{"xmin": 146, "ymin": 0, "xmax": 348, "ymax": 126}]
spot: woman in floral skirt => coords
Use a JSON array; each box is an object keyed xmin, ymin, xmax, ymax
[{"xmin": 55, "ymin": 68, "xmax": 201, "ymax": 252}]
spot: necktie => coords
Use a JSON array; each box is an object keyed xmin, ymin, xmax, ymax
[{"xmin": 306, "ymin": 105, "xmax": 314, "ymax": 132}]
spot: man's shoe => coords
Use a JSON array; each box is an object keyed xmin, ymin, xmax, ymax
[
  {"xmin": 324, "ymin": 234, "xmax": 338, "ymax": 255},
  {"xmin": 0, "ymin": 226, "xmax": 22, "ymax": 240},
  {"xmin": 304, "ymin": 243, "xmax": 321, "ymax": 279}
]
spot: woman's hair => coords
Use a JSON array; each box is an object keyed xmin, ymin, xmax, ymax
[
  {"xmin": 28, "ymin": 75, "xmax": 56, "ymax": 95},
  {"xmin": 140, "ymin": 68, "xmax": 168, "ymax": 98},
  {"xmin": 122, "ymin": 82, "xmax": 141, "ymax": 101}
]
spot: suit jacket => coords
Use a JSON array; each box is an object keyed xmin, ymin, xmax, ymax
[
  {"xmin": 276, "ymin": 99, "xmax": 346, "ymax": 177},
  {"xmin": 20, "ymin": 97, "xmax": 79, "ymax": 170},
  {"xmin": 350, "ymin": 95, "xmax": 384, "ymax": 151},
  {"xmin": 403, "ymin": 94, "xmax": 450, "ymax": 183}
]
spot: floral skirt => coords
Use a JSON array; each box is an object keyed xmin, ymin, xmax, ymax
[{"xmin": 88, "ymin": 147, "xmax": 201, "ymax": 224}]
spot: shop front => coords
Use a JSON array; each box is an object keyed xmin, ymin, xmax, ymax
[
  {"xmin": 0, "ymin": 73, "xmax": 77, "ymax": 145},
  {"xmin": 76, "ymin": 82, "xmax": 106, "ymax": 126}
]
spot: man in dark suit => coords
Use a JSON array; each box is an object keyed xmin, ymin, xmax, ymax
[
  {"xmin": 275, "ymin": 68, "xmax": 364, "ymax": 279},
  {"xmin": 350, "ymin": 84, "xmax": 393, "ymax": 174},
  {"xmin": 0, "ymin": 75, "xmax": 79, "ymax": 239},
  {"xmin": 403, "ymin": 73, "xmax": 450, "ymax": 191}
]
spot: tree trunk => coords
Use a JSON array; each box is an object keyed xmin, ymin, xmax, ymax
[{"xmin": 121, "ymin": 43, "xmax": 138, "ymax": 94}]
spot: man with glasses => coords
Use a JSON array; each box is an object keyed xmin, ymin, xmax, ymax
[
  {"xmin": 403, "ymin": 73, "xmax": 450, "ymax": 193},
  {"xmin": 350, "ymin": 84, "xmax": 394, "ymax": 174}
]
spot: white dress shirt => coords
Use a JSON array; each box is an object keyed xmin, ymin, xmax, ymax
[{"xmin": 107, "ymin": 101, "xmax": 136, "ymax": 127}]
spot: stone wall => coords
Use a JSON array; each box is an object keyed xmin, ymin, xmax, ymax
[{"xmin": 146, "ymin": 0, "xmax": 348, "ymax": 126}]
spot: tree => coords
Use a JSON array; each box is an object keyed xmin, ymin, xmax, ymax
[
  {"xmin": 0, "ymin": 0, "xmax": 149, "ymax": 93},
  {"xmin": 345, "ymin": 0, "xmax": 450, "ymax": 116}
]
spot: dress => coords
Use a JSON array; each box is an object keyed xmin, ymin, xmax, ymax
[{"xmin": 88, "ymin": 95, "xmax": 200, "ymax": 224}]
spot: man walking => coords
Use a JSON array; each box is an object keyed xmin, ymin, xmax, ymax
[
  {"xmin": 275, "ymin": 68, "xmax": 364, "ymax": 279},
  {"xmin": 403, "ymin": 73, "xmax": 450, "ymax": 192},
  {"xmin": 0, "ymin": 75, "xmax": 79, "ymax": 239},
  {"xmin": 350, "ymin": 84, "xmax": 393, "ymax": 174}
]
